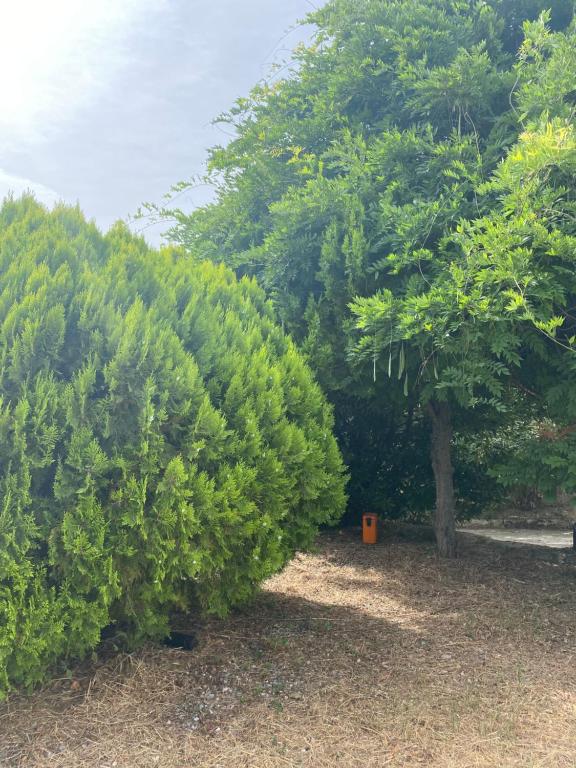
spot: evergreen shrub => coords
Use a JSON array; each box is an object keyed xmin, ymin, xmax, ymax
[{"xmin": 0, "ymin": 197, "xmax": 346, "ymax": 695}]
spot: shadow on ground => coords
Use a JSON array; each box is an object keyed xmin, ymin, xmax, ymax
[{"xmin": 1, "ymin": 530, "xmax": 576, "ymax": 767}]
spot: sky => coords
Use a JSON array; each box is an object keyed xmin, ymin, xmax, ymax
[{"xmin": 0, "ymin": 0, "xmax": 315, "ymax": 242}]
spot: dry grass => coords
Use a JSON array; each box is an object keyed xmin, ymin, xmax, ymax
[{"xmin": 1, "ymin": 530, "xmax": 576, "ymax": 767}]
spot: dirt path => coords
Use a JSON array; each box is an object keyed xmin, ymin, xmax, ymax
[
  {"xmin": 461, "ymin": 528, "xmax": 573, "ymax": 549},
  {"xmin": 2, "ymin": 531, "xmax": 576, "ymax": 767}
]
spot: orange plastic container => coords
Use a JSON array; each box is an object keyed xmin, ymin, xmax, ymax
[{"xmin": 362, "ymin": 513, "xmax": 378, "ymax": 544}]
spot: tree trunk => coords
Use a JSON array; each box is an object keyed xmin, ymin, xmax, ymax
[{"xmin": 428, "ymin": 400, "xmax": 457, "ymax": 558}]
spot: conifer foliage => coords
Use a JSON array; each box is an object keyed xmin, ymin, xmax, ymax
[{"xmin": 0, "ymin": 197, "xmax": 346, "ymax": 695}]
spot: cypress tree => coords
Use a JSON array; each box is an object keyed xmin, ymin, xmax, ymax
[{"xmin": 0, "ymin": 196, "xmax": 346, "ymax": 695}]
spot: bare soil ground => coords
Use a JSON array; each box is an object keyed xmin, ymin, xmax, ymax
[{"xmin": 1, "ymin": 530, "xmax": 576, "ymax": 768}]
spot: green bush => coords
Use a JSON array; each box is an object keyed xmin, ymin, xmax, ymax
[{"xmin": 0, "ymin": 196, "xmax": 346, "ymax": 696}]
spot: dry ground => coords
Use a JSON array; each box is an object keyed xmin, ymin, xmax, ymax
[{"xmin": 1, "ymin": 530, "xmax": 576, "ymax": 767}]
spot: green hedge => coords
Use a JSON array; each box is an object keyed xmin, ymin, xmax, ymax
[{"xmin": 0, "ymin": 197, "xmax": 346, "ymax": 695}]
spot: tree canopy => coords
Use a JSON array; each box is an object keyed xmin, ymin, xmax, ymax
[
  {"xmin": 0, "ymin": 197, "xmax": 346, "ymax": 695},
  {"xmin": 152, "ymin": 0, "xmax": 576, "ymax": 554}
]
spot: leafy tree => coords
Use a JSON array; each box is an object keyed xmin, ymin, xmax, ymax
[
  {"xmin": 152, "ymin": 0, "xmax": 574, "ymax": 548},
  {"xmin": 0, "ymin": 197, "xmax": 346, "ymax": 696},
  {"xmin": 352, "ymin": 15, "xmax": 576, "ymax": 553}
]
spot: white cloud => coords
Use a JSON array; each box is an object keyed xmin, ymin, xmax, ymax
[
  {"xmin": 0, "ymin": 168, "xmax": 60, "ymax": 207},
  {"xmin": 0, "ymin": 0, "xmax": 167, "ymax": 150}
]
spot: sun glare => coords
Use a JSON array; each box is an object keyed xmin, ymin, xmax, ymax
[{"xmin": 0, "ymin": 0, "xmax": 163, "ymax": 146}]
